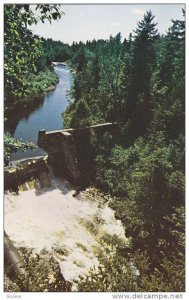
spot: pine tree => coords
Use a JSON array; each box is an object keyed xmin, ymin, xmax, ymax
[{"xmin": 123, "ymin": 10, "xmax": 158, "ymax": 135}]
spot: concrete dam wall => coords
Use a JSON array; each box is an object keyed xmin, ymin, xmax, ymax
[
  {"xmin": 4, "ymin": 156, "xmax": 51, "ymax": 191},
  {"xmin": 38, "ymin": 122, "xmax": 120, "ymax": 185},
  {"xmin": 4, "ymin": 122, "xmax": 129, "ymax": 289},
  {"xmin": 4, "ymin": 122, "xmax": 120, "ymax": 191}
]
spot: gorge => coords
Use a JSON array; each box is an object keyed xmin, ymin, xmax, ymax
[{"xmin": 4, "ymin": 64, "xmax": 128, "ymax": 291}]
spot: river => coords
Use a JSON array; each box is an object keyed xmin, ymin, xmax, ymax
[
  {"xmin": 4, "ymin": 64, "xmax": 129, "ymax": 290},
  {"xmin": 5, "ymin": 179, "xmax": 127, "ymax": 286},
  {"xmin": 10, "ymin": 64, "xmax": 73, "ymax": 161}
]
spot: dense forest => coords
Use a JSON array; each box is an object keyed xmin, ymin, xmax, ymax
[
  {"xmin": 63, "ymin": 10, "xmax": 185, "ymax": 292},
  {"xmin": 4, "ymin": 5, "xmax": 185, "ymax": 292}
]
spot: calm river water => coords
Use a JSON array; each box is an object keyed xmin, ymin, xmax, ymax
[{"xmin": 10, "ymin": 64, "xmax": 73, "ymax": 161}]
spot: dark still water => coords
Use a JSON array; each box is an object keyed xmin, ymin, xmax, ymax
[{"xmin": 10, "ymin": 65, "xmax": 73, "ymax": 161}]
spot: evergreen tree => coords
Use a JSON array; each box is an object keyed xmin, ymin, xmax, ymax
[{"xmin": 123, "ymin": 10, "xmax": 158, "ymax": 135}]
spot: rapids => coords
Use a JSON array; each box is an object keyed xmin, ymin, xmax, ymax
[{"xmin": 4, "ymin": 175, "xmax": 127, "ymax": 285}]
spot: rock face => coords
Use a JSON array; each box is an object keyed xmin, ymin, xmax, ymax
[
  {"xmin": 44, "ymin": 85, "xmax": 56, "ymax": 92},
  {"xmin": 4, "ymin": 231, "xmax": 26, "ymax": 277},
  {"xmin": 38, "ymin": 122, "xmax": 120, "ymax": 185}
]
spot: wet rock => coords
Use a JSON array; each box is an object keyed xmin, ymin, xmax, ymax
[{"xmin": 44, "ymin": 85, "xmax": 56, "ymax": 92}]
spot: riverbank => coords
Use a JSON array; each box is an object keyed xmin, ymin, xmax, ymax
[
  {"xmin": 5, "ymin": 64, "xmax": 73, "ymax": 162},
  {"xmin": 5, "ymin": 68, "xmax": 59, "ymax": 130},
  {"xmin": 25, "ymin": 68, "xmax": 59, "ymax": 96},
  {"xmin": 5, "ymin": 68, "xmax": 59, "ymax": 108}
]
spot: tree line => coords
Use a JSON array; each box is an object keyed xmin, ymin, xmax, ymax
[
  {"xmin": 63, "ymin": 10, "xmax": 185, "ymax": 291},
  {"xmin": 4, "ymin": 5, "xmax": 185, "ymax": 291}
]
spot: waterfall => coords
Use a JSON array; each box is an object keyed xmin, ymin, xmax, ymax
[{"xmin": 5, "ymin": 172, "xmax": 128, "ymax": 287}]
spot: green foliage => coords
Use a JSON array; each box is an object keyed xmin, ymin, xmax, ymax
[
  {"xmin": 75, "ymin": 236, "xmax": 137, "ymax": 292},
  {"xmin": 4, "ymin": 5, "xmax": 41, "ymax": 99},
  {"xmin": 4, "ymin": 133, "xmax": 36, "ymax": 165},
  {"xmin": 5, "ymin": 248, "xmax": 71, "ymax": 292},
  {"xmin": 76, "ymin": 235, "xmax": 184, "ymax": 292},
  {"xmin": 39, "ymin": 38, "xmax": 73, "ymax": 68},
  {"xmin": 4, "ymin": 4, "xmax": 64, "ymax": 163},
  {"xmin": 4, "ymin": 5, "xmax": 185, "ymax": 292},
  {"xmin": 22, "ymin": 68, "xmax": 59, "ymax": 97},
  {"xmin": 69, "ymin": 98, "xmax": 92, "ymax": 127},
  {"xmin": 134, "ymin": 10, "xmax": 158, "ymax": 38},
  {"xmin": 64, "ymin": 9, "xmax": 185, "ymax": 292},
  {"xmin": 4, "ymin": 4, "xmax": 63, "ymax": 100},
  {"xmin": 96, "ymin": 135, "xmax": 184, "ymax": 250}
]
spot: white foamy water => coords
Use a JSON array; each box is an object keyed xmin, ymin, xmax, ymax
[{"xmin": 4, "ymin": 177, "xmax": 127, "ymax": 283}]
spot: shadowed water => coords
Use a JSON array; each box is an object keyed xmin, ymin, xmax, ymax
[{"xmin": 9, "ymin": 65, "xmax": 73, "ymax": 161}]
